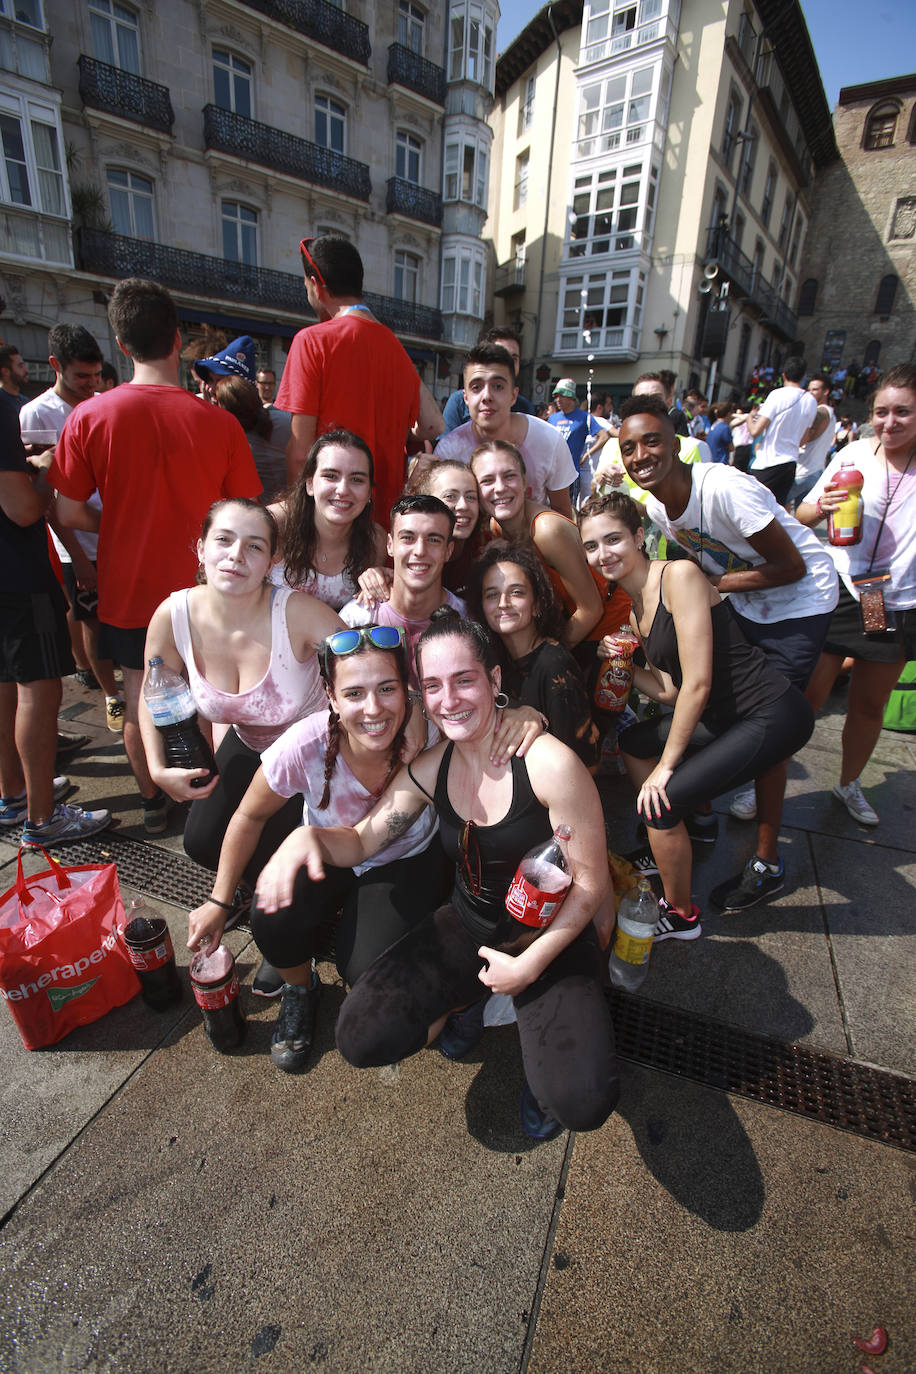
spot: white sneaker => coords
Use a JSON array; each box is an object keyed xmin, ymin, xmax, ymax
[
  {"xmin": 832, "ymin": 779, "xmax": 879, "ymax": 827},
  {"xmin": 729, "ymin": 784, "xmax": 757, "ymax": 821}
]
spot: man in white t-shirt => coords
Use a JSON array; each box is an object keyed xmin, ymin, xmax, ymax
[
  {"xmin": 339, "ymin": 494, "xmax": 464, "ymax": 689},
  {"xmin": 788, "ymin": 376, "xmax": 835, "ymax": 509},
  {"xmin": 748, "ymin": 356, "xmax": 820, "ymax": 506},
  {"xmin": 434, "ymin": 344, "xmax": 576, "ymax": 517},
  {"xmin": 619, "ymin": 392, "xmax": 838, "ymax": 915}
]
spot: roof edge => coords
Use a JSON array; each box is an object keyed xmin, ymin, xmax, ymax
[{"xmin": 495, "ymin": 0, "xmax": 583, "ymax": 97}]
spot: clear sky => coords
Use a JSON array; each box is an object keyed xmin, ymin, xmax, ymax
[{"xmin": 494, "ymin": 0, "xmax": 916, "ymax": 108}]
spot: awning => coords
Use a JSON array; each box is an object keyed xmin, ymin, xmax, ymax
[{"xmin": 176, "ymin": 306, "xmax": 299, "ymax": 341}]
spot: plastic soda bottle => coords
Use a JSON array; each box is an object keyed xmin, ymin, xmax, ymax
[
  {"xmin": 143, "ymin": 656, "xmax": 217, "ymax": 787},
  {"xmin": 827, "ymin": 460, "xmax": 865, "ymax": 547},
  {"xmin": 505, "ymin": 825, "xmax": 573, "ymax": 929},
  {"xmin": 595, "ymin": 626, "xmax": 638, "ymax": 712},
  {"xmin": 608, "ymin": 877, "xmax": 658, "ymax": 991},
  {"xmin": 190, "ymin": 945, "xmax": 246, "ymax": 1052},
  {"xmin": 120, "ymin": 897, "xmax": 182, "ymax": 1011}
]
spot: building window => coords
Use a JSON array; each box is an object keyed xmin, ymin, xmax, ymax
[
  {"xmin": 798, "ymin": 278, "xmax": 817, "ymax": 316},
  {"xmin": 736, "ymin": 320, "xmax": 751, "ymax": 382},
  {"xmin": 107, "ymin": 166, "xmax": 154, "ymax": 238},
  {"xmin": 722, "ymin": 87, "xmax": 742, "ymax": 168},
  {"xmin": 557, "ymin": 268, "xmax": 641, "ymax": 351},
  {"xmin": 567, "ymin": 164, "xmax": 653, "ymax": 257},
  {"xmin": 393, "ymin": 249, "xmax": 420, "ymax": 303},
  {"xmin": 89, "ymin": 0, "xmax": 140, "ymax": 75},
  {"xmin": 751, "ymin": 238, "xmax": 764, "ymax": 282},
  {"xmin": 449, "ymin": 3, "xmax": 493, "ymax": 90},
  {"xmin": 511, "ymin": 229, "xmax": 526, "ymax": 261},
  {"xmin": 397, "ymin": 0, "xmax": 424, "ymax": 54},
  {"xmin": 0, "ymin": 0, "xmax": 44, "ymax": 28},
  {"xmin": 863, "ymin": 340, "xmax": 881, "ymax": 367},
  {"xmin": 30, "ymin": 119, "xmax": 62, "ymax": 214},
  {"xmin": 221, "ymin": 200, "xmax": 257, "ymax": 266},
  {"xmin": 315, "ymin": 94, "xmax": 346, "ymax": 154},
  {"xmin": 443, "ymin": 136, "xmax": 488, "ymax": 208},
  {"xmin": 733, "ymin": 211, "xmax": 745, "ymax": 249},
  {"xmin": 577, "ymin": 65, "xmax": 655, "ymax": 157},
  {"xmin": 513, "ymin": 148, "xmax": 528, "ymax": 210},
  {"xmin": 864, "ymin": 101, "xmax": 898, "ymax": 150},
  {"xmin": 777, "ymin": 195, "xmax": 791, "ymax": 251},
  {"xmin": 396, "ymin": 130, "xmax": 421, "ymax": 183},
  {"xmin": 875, "ymin": 274, "xmax": 898, "ymax": 317},
  {"xmin": 760, "ymin": 160, "xmax": 776, "ymax": 228},
  {"xmin": 822, "ymin": 329, "xmax": 845, "ymax": 369},
  {"xmin": 0, "ymin": 98, "xmax": 66, "ymax": 215},
  {"xmin": 890, "ymin": 196, "xmax": 916, "ymax": 240},
  {"xmin": 517, "ymin": 74, "xmax": 534, "ymax": 136},
  {"xmin": 739, "ymin": 123, "xmax": 758, "ymax": 195},
  {"xmin": 213, "ymin": 49, "xmax": 252, "ymax": 118},
  {"xmin": 441, "ymin": 249, "xmax": 485, "ymax": 317},
  {"xmin": 789, "ymin": 215, "xmax": 803, "ymax": 267}
]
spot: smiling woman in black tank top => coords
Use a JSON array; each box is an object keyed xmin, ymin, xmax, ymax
[
  {"xmin": 579, "ymin": 492, "xmax": 814, "ymax": 940},
  {"xmin": 253, "ymin": 610, "xmax": 619, "ymax": 1141}
]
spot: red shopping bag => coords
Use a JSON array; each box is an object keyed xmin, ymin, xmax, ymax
[{"xmin": 0, "ymin": 846, "xmax": 140, "ymax": 1049}]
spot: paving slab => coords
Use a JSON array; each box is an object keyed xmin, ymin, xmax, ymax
[
  {"xmin": 811, "ymin": 832, "xmax": 916, "ymax": 1074},
  {"xmin": 529, "ymin": 1062, "xmax": 916, "ymax": 1374},
  {"xmin": 0, "ymin": 1016, "xmax": 566, "ymax": 1374}
]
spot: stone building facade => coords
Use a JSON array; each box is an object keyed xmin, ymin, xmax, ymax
[
  {"xmin": 0, "ymin": 0, "xmax": 496, "ymax": 396},
  {"xmin": 796, "ymin": 74, "xmax": 916, "ymax": 380},
  {"xmin": 486, "ymin": 0, "xmax": 837, "ymax": 408}
]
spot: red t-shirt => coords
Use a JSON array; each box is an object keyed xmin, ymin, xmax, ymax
[
  {"xmin": 276, "ymin": 311, "xmax": 420, "ymax": 528},
  {"xmin": 51, "ymin": 385, "xmax": 260, "ymax": 628}
]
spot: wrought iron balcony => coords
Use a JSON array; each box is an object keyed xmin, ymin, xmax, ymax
[
  {"xmin": 387, "ymin": 43, "xmax": 446, "ymax": 105},
  {"xmin": 236, "ymin": 0, "xmax": 370, "ymax": 64},
  {"xmin": 74, "ymin": 228, "xmax": 307, "ymax": 314},
  {"xmin": 78, "ymin": 55, "xmax": 174, "ymax": 134},
  {"xmin": 704, "ymin": 228, "xmax": 798, "ymax": 340},
  {"xmin": 385, "ymin": 177, "xmax": 442, "ymax": 227},
  {"xmin": 364, "ymin": 292, "xmax": 443, "ymax": 341},
  {"xmin": 203, "ymin": 104, "xmax": 371, "ymax": 201},
  {"xmin": 493, "ymin": 257, "xmax": 526, "ymax": 296}
]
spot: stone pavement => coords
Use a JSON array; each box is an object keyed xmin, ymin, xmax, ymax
[{"xmin": 0, "ymin": 677, "xmax": 914, "ymax": 1374}]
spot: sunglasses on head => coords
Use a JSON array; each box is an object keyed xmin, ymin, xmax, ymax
[
  {"xmin": 299, "ymin": 237, "xmax": 326, "ymax": 287},
  {"xmin": 458, "ymin": 818, "xmax": 482, "ymax": 897},
  {"xmin": 322, "ymin": 625, "xmax": 406, "ymax": 677}
]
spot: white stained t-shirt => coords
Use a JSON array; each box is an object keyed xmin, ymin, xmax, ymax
[
  {"xmin": 260, "ymin": 709, "xmax": 438, "ymax": 877},
  {"xmin": 804, "ymin": 440, "xmax": 916, "ymax": 610},
  {"xmin": 20, "ymin": 389, "xmax": 101, "ymax": 562},
  {"xmin": 435, "ymin": 415, "xmax": 577, "ymax": 504},
  {"xmin": 752, "ymin": 385, "xmax": 819, "ymax": 469},
  {"xmin": 795, "ymin": 404, "xmax": 836, "ymax": 488},
  {"xmin": 338, "ymin": 590, "xmax": 466, "ymax": 690},
  {"xmin": 644, "ymin": 463, "xmax": 838, "ymax": 623}
]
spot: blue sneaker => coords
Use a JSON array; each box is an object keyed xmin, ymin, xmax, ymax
[
  {"xmin": 21, "ymin": 801, "xmax": 110, "ymax": 848},
  {"xmin": 520, "ymin": 1080, "xmax": 564, "ymax": 1141},
  {"xmin": 710, "ymin": 855, "xmax": 785, "ymax": 912},
  {"xmin": 438, "ymin": 998, "xmax": 486, "ymax": 1060},
  {"xmin": 0, "ymin": 776, "xmax": 70, "ymax": 827}
]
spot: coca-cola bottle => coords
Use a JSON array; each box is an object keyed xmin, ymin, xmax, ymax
[
  {"xmin": 143, "ymin": 656, "xmax": 217, "ymax": 788},
  {"xmin": 503, "ymin": 827, "xmax": 573, "ymax": 953},
  {"xmin": 594, "ymin": 626, "xmax": 638, "ymax": 712},
  {"xmin": 190, "ymin": 945, "xmax": 246, "ymax": 1052},
  {"xmin": 120, "ymin": 897, "xmax": 182, "ymax": 1011}
]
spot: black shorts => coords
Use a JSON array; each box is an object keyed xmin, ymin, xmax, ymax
[
  {"xmin": 97, "ymin": 622, "xmax": 148, "ymax": 671},
  {"xmin": 62, "ymin": 561, "xmax": 99, "ymax": 621},
  {"xmin": 822, "ymin": 582, "xmax": 905, "ymax": 665},
  {"xmin": 732, "ymin": 607, "xmax": 834, "ymax": 690},
  {"xmin": 0, "ymin": 587, "xmax": 75, "ymax": 683}
]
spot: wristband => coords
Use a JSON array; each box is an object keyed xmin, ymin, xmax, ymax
[
  {"xmin": 207, "ymin": 895, "xmax": 234, "ymax": 911},
  {"xmin": 537, "ymin": 712, "xmax": 549, "ymax": 733}
]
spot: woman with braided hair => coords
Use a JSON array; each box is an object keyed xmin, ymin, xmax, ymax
[{"xmin": 189, "ymin": 625, "xmax": 451, "ymax": 1073}]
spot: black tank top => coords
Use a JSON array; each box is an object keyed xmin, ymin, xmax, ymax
[
  {"xmin": 643, "ymin": 566, "xmax": 790, "ymax": 728},
  {"xmin": 413, "ymin": 743, "xmax": 553, "ymax": 944}
]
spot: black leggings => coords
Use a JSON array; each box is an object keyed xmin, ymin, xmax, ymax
[
  {"xmin": 182, "ymin": 727, "xmax": 302, "ymax": 887},
  {"xmin": 249, "ymin": 841, "xmax": 452, "ymax": 986},
  {"xmin": 335, "ymin": 907, "xmax": 620, "ymax": 1133},
  {"xmin": 620, "ymin": 687, "xmax": 814, "ymax": 830}
]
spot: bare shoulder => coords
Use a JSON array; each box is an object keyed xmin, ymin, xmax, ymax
[
  {"xmin": 286, "ymin": 588, "xmax": 344, "ymax": 641},
  {"xmin": 405, "ymin": 738, "xmax": 448, "ymax": 793}
]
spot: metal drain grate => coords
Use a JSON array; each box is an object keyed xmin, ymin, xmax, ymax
[
  {"xmin": 610, "ymin": 989, "xmax": 915, "ymax": 1153},
  {"xmin": 8, "ymin": 829, "xmax": 214, "ymax": 910}
]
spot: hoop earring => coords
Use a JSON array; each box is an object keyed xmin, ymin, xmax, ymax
[{"xmin": 494, "ymin": 692, "xmax": 509, "ymax": 709}]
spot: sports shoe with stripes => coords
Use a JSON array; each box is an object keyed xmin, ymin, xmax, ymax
[{"xmin": 653, "ymin": 898, "xmax": 702, "ymax": 942}]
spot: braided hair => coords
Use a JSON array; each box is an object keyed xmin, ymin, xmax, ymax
[{"xmin": 317, "ymin": 639, "xmax": 412, "ymax": 810}]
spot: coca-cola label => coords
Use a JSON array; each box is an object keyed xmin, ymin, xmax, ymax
[
  {"xmin": 125, "ymin": 935, "xmax": 174, "ymax": 973},
  {"xmin": 192, "ymin": 972, "xmax": 239, "ymax": 1011},
  {"xmin": 505, "ymin": 873, "xmax": 563, "ymax": 928}
]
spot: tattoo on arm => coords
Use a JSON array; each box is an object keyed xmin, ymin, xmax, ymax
[{"xmin": 385, "ymin": 806, "xmax": 423, "ymax": 841}]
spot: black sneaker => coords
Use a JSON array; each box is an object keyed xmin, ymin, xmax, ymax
[
  {"xmin": 252, "ymin": 958, "xmax": 284, "ymax": 997},
  {"xmin": 520, "ymin": 1080, "xmax": 564, "ymax": 1141},
  {"xmin": 439, "ymin": 998, "xmax": 487, "ymax": 1060},
  {"xmin": 73, "ymin": 668, "xmax": 100, "ymax": 691},
  {"xmin": 710, "ymin": 856, "xmax": 785, "ymax": 913},
  {"xmin": 624, "ymin": 844, "xmax": 660, "ymax": 877},
  {"xmin": 270, "ymin": 976, "xmax": 320, "ymax": 1073},
  {"xmin": 142, "ymin": 789, "xmax": 169, "ymax": 835},
  {"xmin": 653, "ymin": 898, "xmax": 702, "ymax": 942}
]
